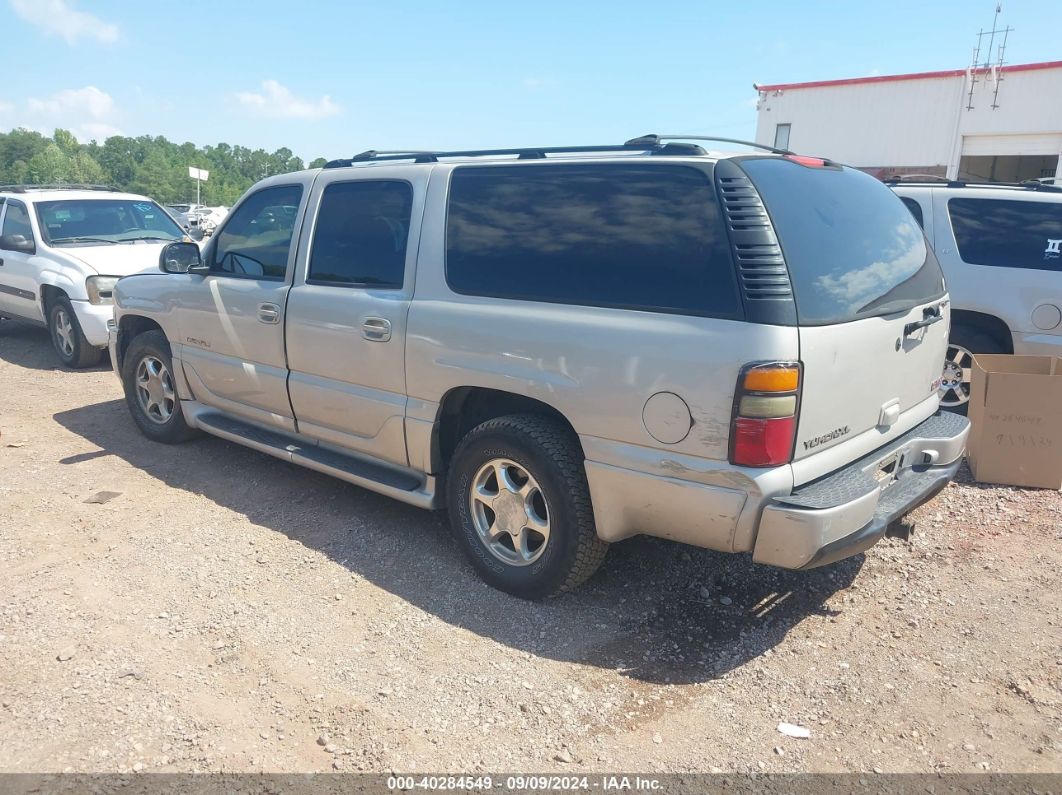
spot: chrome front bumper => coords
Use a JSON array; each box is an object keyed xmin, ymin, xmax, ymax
[{"xmin": 753, "ymin": 411, "xmax": 970, "ymax": 569}]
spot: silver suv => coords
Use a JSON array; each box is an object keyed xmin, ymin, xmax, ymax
[
  {"xmin": 109, "ymin": 136, "xmax": 970, "ymax": 598},
  {"xmin": 889, "ymin": 179, "xmax": 1062, "ymax": 412}
]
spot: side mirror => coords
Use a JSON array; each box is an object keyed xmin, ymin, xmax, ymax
[
  {"xmin": 160, "ymin": 241, "xmax": 206, "ymax": 274},
  {"xmin": 0, "ymin": 234, "xmax": 35, "ymax": 254}
]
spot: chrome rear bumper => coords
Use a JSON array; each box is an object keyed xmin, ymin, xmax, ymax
[{"xmin": 753, "ymin": 412, "xmax": 970, "ymax": 569}]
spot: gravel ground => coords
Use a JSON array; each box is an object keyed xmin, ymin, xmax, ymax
[{"xmin": 0, "ymin": 319, "xmax": 1059, "ymax": 775}]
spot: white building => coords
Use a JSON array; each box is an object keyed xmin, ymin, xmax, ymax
[{"xmin": 754, "ymin": 60, "xmax": 1062, "ymax": 182}]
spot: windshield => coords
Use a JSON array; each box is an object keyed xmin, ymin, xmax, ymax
[
  {"xmin": 740, "ymin": 158, "xmax": 945, "ymax": 325},
  {"xmin": 36, "ymin": 199, "xmax": 185, "ymax": 246}
]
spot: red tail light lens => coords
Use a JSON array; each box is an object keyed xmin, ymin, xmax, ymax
[
  {"xmin": 730, "ymin": 362, "xmax": 801, "ymax": 467},
  {"xmin": 732, "ymin": 417, "xmax": 796, "ymax": 467}
]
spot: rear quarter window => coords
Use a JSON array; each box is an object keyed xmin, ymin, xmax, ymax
[
  {"xmin": 949, "ymin": 197, "xmax": 1062, "ymax": 272},
  {"xmin": 445, "ymin": 163, "xmax": 741, "ymax": 318}
]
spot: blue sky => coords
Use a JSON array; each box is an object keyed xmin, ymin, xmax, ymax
[{"xmin": 3, "ymin": 0, "xmax": 1061, "ymax": 161}]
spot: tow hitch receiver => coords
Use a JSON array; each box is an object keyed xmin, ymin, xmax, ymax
[{"xmin": 885, "ymin": 518, "xmax": 916, "ymax": 540}]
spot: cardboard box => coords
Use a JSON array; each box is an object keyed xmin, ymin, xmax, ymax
[{"xmin": 967, "ymin": 355, "xmax": 1062, "ymax": 490}]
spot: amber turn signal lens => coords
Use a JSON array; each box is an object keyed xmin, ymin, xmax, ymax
[{"xmin": 743, "ymin": 366, "xmax": 799, "ymax": 393}]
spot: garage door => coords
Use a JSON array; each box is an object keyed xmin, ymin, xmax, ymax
[{"xmin": 962, "ymin": 133, "xmax": 1062, "ymax": 157}]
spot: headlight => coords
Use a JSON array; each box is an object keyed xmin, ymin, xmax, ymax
[{"xmin": 86, "ymin": 276, "xmax": 120, "ymax": 305}]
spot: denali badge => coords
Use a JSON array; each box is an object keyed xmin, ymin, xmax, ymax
[{"xmin": 803, "ymin": 426, "xmax": 850, "ymax": 450}]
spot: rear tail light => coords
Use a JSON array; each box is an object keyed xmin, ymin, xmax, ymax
[{"xmin": 730, "ymin": 362, "xmax": 802, "ymax": 467}]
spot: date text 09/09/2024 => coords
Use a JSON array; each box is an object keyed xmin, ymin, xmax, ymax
[{"xmin": 386, "ymin": 775, "xmax": 663, "ymax": 791}]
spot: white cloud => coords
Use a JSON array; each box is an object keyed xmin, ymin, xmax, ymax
[
  {"xmin": 28, "ymin": 86, "xmax": 114, "ymax": 119},
  {"xmin": 26, "ymin": 86, "xmax": 121, "ymax": 141},
  {"xmin": 234, "ymin": 80, "xmax": 340, "ymax": 121},
  {"xmin": 9, "ymin": 0, "xmax": 119, "ymax": 45},
  {"xmin": 0, "ymin": 99, "xmax": 13, "ymax": 114}
]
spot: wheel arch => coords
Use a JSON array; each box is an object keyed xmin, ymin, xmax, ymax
[
  {"xmin": 432, "ymin": 386, "xmax": 582, "ymax": 472},
  {"xmin": 116, "ymin": 315, "xmax": 166, "ymax": 373},
  {"xmin": 950, "ymin": 309, "xmax": 1014, "ymax": 353},
  {"xmin": 39, "ymin": 283, "xmax": 68, "ymax": 315}
]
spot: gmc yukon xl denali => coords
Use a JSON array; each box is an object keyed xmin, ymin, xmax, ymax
[{"xmin": 109, "ymin": 135, "xmax": 970, "ymax": 599}]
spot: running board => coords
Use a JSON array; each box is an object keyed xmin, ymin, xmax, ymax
[{"xmin": 189, "ymin": 407, "xmax": 438, "ymax": 509}]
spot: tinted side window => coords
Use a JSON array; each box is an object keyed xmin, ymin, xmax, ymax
[
  {"xmin": 212, "ymin": 185, "xmax": 303, "ymax": 280},
  {"xmin": 949, "ymin": 197, "xmax": 1062, "ymax": 272},
  {"xmin": 1, "ymin": 201, "xmax": 36, "ymax": 251},
  {"xmin": 308, "ymin": 181, "xmax": 412, "ymax": 288},
  {"xmin": 900, "ymin": 197, "xmax": 924, "ymax": 229},
  {"xmin": 446, "ymin": 164, "xmax": 740, "ymax": 318}
]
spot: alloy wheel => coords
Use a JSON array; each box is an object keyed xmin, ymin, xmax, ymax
[
  {"xmin": 135, "ymin": 355, "xmax": 176, "ymax": 424},
  {"xmin": 469, "ymin": 458, "xmax": 551, "ymax": 566},
  {"xmin": 54, "ymin": 308, "xmax": 75, "ymax": 358},
  {"xmin": 939, "ymin": 343, "xmax": 973, "ymax": 408}
]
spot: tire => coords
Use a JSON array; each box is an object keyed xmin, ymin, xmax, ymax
[
  {"xmin": 940, "ymin": 325, "xmax": 1006, "ymax": 415},
  {"xmin": 446, "ymin": 414, "xmax": 608, "ymax": 599},
  {"xmin": 121, "ymin": 330, "xmax": 198, "ymax": 443},
  {"xmin": 48, "ymin": 296, "xmax": 103, "ymax": 369}
]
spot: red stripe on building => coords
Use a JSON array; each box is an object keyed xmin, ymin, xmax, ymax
[{"xmin": 755, "ymin": 60, "xmax": 1062, "ymax": 93}]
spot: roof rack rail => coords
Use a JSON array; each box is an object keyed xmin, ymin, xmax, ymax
[
  {"xmin": 881, "ymin": 173, "xmax": 950, "ymax": 183},
  {"xmin": 323, "ymin": 138, "xmax": 711, "ymax": 169},
  {"xmin": 882, "ymin": 176, "xmax": 1062, "ymax": 193},
  {"xmin": 0, "ymin": 183, "xmax": 120, "ymax": 193},
  {"xmin": 625, "ymin": 133, "xmax": 790, "ymax": 155}
]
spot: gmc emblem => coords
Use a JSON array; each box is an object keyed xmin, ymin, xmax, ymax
[{"xmin": 803, "ymin": 426, "xmax": 850, "ymax": 450}]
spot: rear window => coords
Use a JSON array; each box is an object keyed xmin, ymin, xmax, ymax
[
  {"xmin": 445, "ymin": 163, "xmax": 741, "ymax": 318},
  {"xmin": 949, "ymin": 197, "xmax": 1062, "ymax": 272},
  {"xmin": 742, "ymin": 159, "xmax": 944, "ymax": 325}
]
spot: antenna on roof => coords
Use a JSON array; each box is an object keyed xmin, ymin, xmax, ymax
[{"xmin": 967, "ymin": 3, "xmax": 1012, "ymax": 110}]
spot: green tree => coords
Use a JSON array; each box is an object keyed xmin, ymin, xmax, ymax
[
  {"xmin": 70, "ymin": 151, "xmax": 107, "ymax": 184},
  {"xmin": 53, "ymin": 128, "xmax": 80, "ymax": 155},
  {"xmin": 26, "ymin": 144, "xmax": 73, "ymax": 183},
  {"xmin": 1, "ymin": 126, "xmax": 322, "ymax": 201}
]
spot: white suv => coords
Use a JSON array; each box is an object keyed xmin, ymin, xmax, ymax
[
  {"xmin": 889, "ymin": 179, "xmax": 1062, "ymax": 411},
  {"xmin": 0, "ymin": 185, "xmax": 188, "ymax": 367}
]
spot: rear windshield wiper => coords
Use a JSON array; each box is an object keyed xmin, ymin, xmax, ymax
[{"xmin": 49, "ymin": 237, "xmax": 118, "ymax": 245}]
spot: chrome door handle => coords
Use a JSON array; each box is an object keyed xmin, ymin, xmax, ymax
[
  {"xmin": 362, "ymin": 317, "xmax": 391, "ymax": 342},
  {"xmin": 258, "ymin": 303, "xmax": 280, "ymax": 324}
]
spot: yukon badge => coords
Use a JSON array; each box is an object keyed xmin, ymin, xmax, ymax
[{"xmin": 803, "ymin": 426, "xmax": 850, "ymax": 451}]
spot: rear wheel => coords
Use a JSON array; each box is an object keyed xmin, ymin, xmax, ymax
[
  {"xmin": 446, "ymin": 414, "xmax": 608, "ymax": 599},
  {"xmin": 939, "ymin": 325, "xmax": 1006, "ymax": 415},
  {"xmin": 48, "ymin": 296, "xmax": 103, "ymax": 369}
]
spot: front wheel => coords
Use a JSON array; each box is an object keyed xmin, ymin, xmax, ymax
[
  {"xmin": 446, "ymin": 414, "xmax": 608, "ymax": 599},
  {"xmin": 121, "ymin": 330, "xmax": 198, "ymax": 443},
  {"xmin": 48, "ymin": 296, "xmax": 103, "ymax": 369}
]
